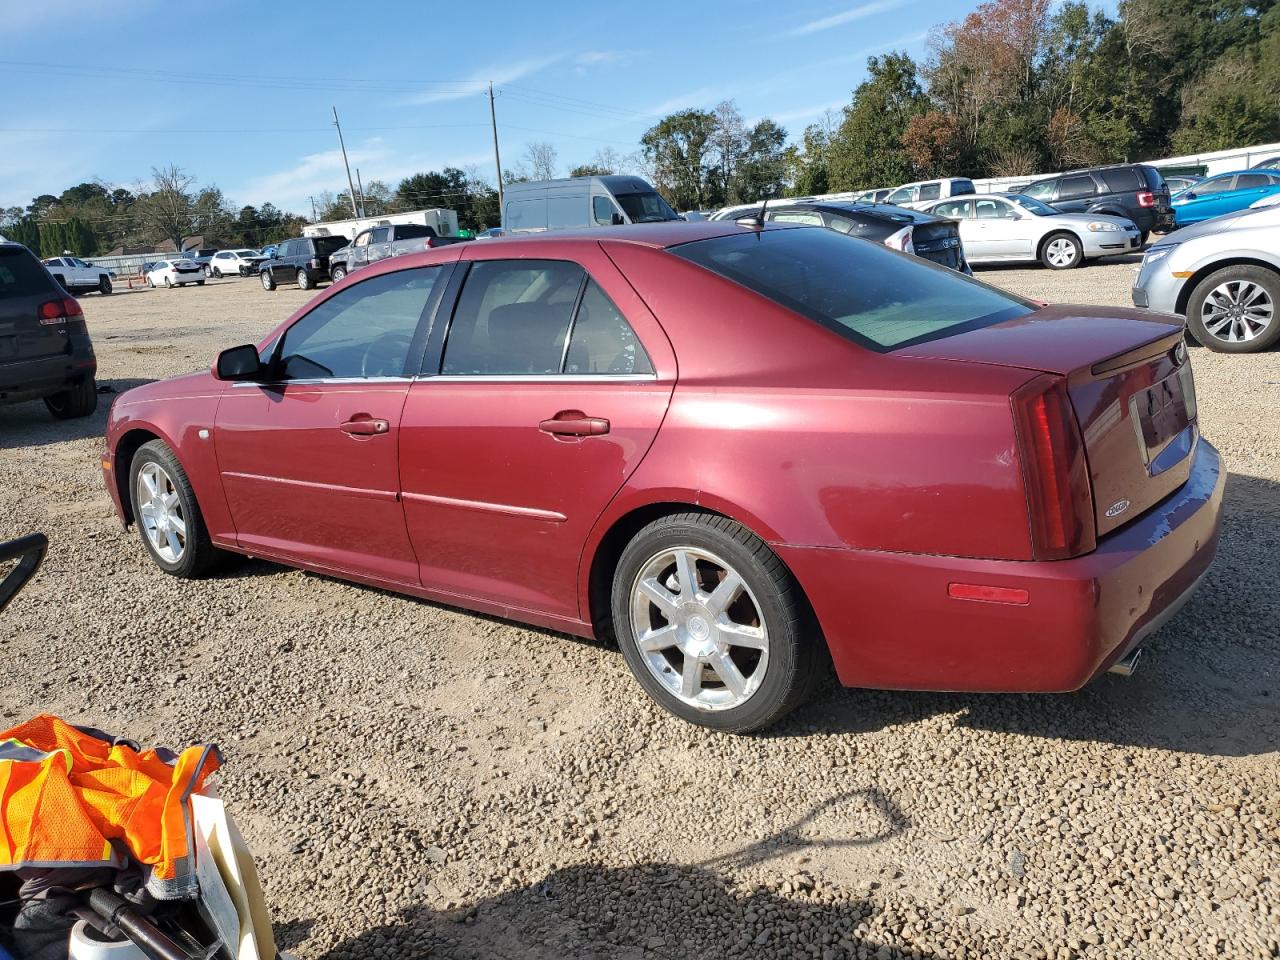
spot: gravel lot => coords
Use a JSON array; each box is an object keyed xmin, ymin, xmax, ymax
[{"xmin": 1, "ymin": 259, "xmax": 1277, "ymax": 960}]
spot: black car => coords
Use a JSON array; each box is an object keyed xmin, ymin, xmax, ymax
[
  {"xmin": 0, "ymin": 240, "xmax": 98, "ymax": 418},
  {"xmin": 716, "ymin": 200, "xmax": 970, "ymax": 273},
  {"xmin": 1021, "ymin": 164, "xmax": 1172, "ymax": 240},
  {"xmin": 259, "ymin": 236, "xmax": 349, "ymax": 291}
]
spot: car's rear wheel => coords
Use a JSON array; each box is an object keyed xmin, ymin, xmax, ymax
[
  {"xmin": 1186, "ymin": 265, "xmax": 1280, "ymax": 353},
  {"xmin": 197, "ymin": 279, "xmax": 205, "ymax": 286},
  {"xmin": 297, "ymin": 268, "xmax": 313, "ymax": 290},
  {"xmin": 330, "ymin": 264, "xmax": 347, "ymax": 282},
  {"xmin": 212, "ymin": 267, "xmax": 222, "ymax": 278},
  {"xmin": 146, "ymin": 277, "xmax": 154, "ymax": 288},
  {"xmin": 99, "ymin": 276, "xmax": 112, "ymax": 295},
  {"xmin": 1040, "ymin": 232, "xmax": 1082, "ymax": 270},
  {"xmin": 261, "ymin": 270, "xmax": 276, "ymax": 291},
  {"xmin": 44, "ymin": 378, "xmax": 97, "ymax": 419},
  {"xmin": 163, "ymin": 276, "xmax": 172, "ymax": 288},
  {"xmin": 129, "ymin": 440, "xmax": 220, "ymax": 578},
  {"xmin": 611, "ymin": 512, "xmax": 825, "ymax": 732}
]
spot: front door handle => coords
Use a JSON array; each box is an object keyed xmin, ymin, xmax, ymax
[
  {"xmin": 539, "ymin": 410, "xmax": 610, "ymax": 436},
  {"xmin": 340, "ymin": 416, "xmax": 389, "ymax": 436}
]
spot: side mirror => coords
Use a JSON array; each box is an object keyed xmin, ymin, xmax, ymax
[
  {"xmin": 611, "ymin": 212, "xmax": 624, "ymax": 225},
  {"xmin": 1183, "ymin": 192, "xmax": 1196, "ymax": 200},
  {"xmin": 215, "ymin": 344, "xmax": 264, "ymax": 381}
]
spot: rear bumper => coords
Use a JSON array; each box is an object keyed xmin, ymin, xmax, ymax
[
  {"xmin": 0, "ymin": 350, "xmax": 96, "ymax": 404},
  {"xmin": 778, "ymin": 438, "xmax": 1225, "ymax": 692}
]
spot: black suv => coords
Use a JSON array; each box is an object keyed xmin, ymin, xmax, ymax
[
  {"xmin": 715, "ymin": 200, "xmax": 970, "ymax": 273},
  {"xmin": 1022, "ymin": 164, "xmax": 1173, "ymax": 239},
  {"xmin": 259, "ymin": 236, "xmax": 350, "ymax": 291},
  {"xmin": 0, "ymin": 240, "xmax": 98, "ymax": 418}
]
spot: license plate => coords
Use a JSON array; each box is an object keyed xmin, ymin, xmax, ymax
[{"xmin": 1132, "ymin": 370, "xmax": 1188, "ymax": 451}]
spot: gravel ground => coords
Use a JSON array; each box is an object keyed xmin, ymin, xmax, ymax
[{"xmin": 1, "ymin": 262, "xmax": 1277, "ymax": 960}]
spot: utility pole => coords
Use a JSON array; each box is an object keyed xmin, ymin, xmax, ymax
[
  {"xmin": 355, "ymin": 168, "xmax": 367, "ymax": 217},
  {"xmin": 309, "ymin": 196, "xmax": 317, "ymax": 221},
  {"xmin": 332, "ymin": 105, "xmax": 360, "ymax": 219},
  {"xmin": 488, "ymin": 81, "xmax": 504, "ymax": 212}
]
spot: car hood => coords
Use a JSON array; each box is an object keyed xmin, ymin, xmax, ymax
[{"xmin": 1042, "ymin": 212, "xmax": 1135, "ymax": 229}]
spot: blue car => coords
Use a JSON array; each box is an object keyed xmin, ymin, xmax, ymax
[{"xmin": 1171, "ymin": 169, "xmax": 1280, "ymax": 226}]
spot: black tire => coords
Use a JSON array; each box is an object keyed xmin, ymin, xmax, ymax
[
  {"xmin": 43, "ymin": 378, "xmax": 97, "ymax": 419},
  {"xmin": 99, "ymin": 276, "xmax": 112, "ymax": 295},
  {"xmin": 211, "ymin": 267, "xmax": 222, "ymax": 278},
  {"xmin": 260, "ymin": 270, "xmax": 276, "ymax": 291},
  {"xmin": 197, "ymin": 279, "xmax": 205, "ymax": 286},
  {"xmin": 127, "ymin": 440, "xmax": 222, "ymax": 578},
  {"xmin": 1185, "ymin": 265, "xmax": 1280, "ymax": 354},
  {"xmin": 146, "ymin": 277, "xmax": 155, "ymax": 288},
  {"xmin": 239, "ymin": 266, "xmax": 250, "ymax": 277},
  {"xmin": 330, "ymin": 264, "xmax": 347, "ymax": 282},
  {"xmin": 611, "ymin": 512, "xmax": 826, "ymax": 733},
  {"xmin": 163, "ymin": 276, "xmax": 172, "ymax": 288},
  {"xmin": 297, "ymin": 268, "xmax": 313, "ymax": 290},
  {"xmin": 1039, "ymin": 231, "xmax": 1083, "ymax": 270},
  {"xmin": 1139, "ymin": 230, "xmax": 1151, "ymax": 247}
]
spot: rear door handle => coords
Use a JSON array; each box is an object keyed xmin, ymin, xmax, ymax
[
  {"xmin": 539, "ymin": 410, "xmax": 610, "ymax": 436},
  {"xmin": 340, "ymin": 416, "xmax": 389, "ymax": 436}
]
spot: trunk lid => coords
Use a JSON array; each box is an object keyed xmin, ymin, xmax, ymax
[
  {"xmin": 910, "ymin": 220, "xmax": 965, "ymax": 271},
  {"xmin": 0, "ymin": 246, "xmax": 67, "ymax": 366},
  {"xmin": 898, "ymin": 304, "xmax": 1195, "ymax": 539}
]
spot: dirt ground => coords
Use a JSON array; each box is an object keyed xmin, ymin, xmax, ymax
[{"xmin": 1, "ymin": 260, "xmax": 1277, "ymax": 960}]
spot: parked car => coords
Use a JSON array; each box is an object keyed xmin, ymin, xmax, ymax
[
  {"xmin": 145, "ymin": 259, "xmax": 206, "ymax": 288},
  {"xmin": 208, "ymin": 249, "xmax": 265, "ymax": 278},
  {"xmin": 1250, "ymin": 155, "xmax": 1280, "ymax": 170},
  {"xmin": 712, "ymin": 200, "xmax": 970, "ymax": 272},
  {"xmin": 853, "ymin": 188, "xmax": 893, "ymax": 203},
  {"xmin": 102, "ymin": 222, "xmax": 1222, "ymax": 731},
  {"xmin": 260, "ymin": 244, "xmax": 278, "ymax": 259},
  {"xmin": 1169, "ymin": 169, "xmax": 1280, "ymax": 227},
  {"xmin": 884, "ymin": 177, "xmax": 977, "ymax": 209},
  {"xmin": 1, "ymin": 239, "xmax": 98, "ymax": 418},
  {"xmin": 258, "ymin": 236, "xmax": 348, "ymax": 290},
  {"xmin": 473, "ymin": 228, "xmax": 505, "ymax": 240},
  {"xmin": 1022, "ymin": 164, "xmax": 1172, "ymax": 240},
  {"xmin": 330, "ymin": 224, "xmax": 467, "ymax": 281},
  {"xmin": 502, "ymin": 175, "xmax": 681, "ymax": 234},
  {"xmin": 1133, "ymin": 203, "xmax": 1280, "ymax": 353},
  {"xmin": 1162, "ymin": 175, "xmax": 1204, "ymax": 194},
  {"xmin": 40, "ymin": 256, "xmax": 113, "ymax": 295},
  {"xmin": 920, "ymin": 193, "xmax": 1140, "ymax": 269}
]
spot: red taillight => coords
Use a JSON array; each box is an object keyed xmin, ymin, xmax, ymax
[
  {"xmin": 1137, "ymin": 191, "xmax": 1154, "ymax": 208},
  {"xmin": 39, "ymin": 297, "xmax": 83, "ymax": 325},
  {"xmin": 1011, "ymin": 375, "xmax": 1095, "ymax": 560},
  {"xmin": 424, "ymin": 237, "xmax": 437, "ymax": 249}
]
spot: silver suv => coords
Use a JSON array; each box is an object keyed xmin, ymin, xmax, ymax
[{"xmin": 1132, "ymin": 204, "xmax": 1280, "ymax": 353}]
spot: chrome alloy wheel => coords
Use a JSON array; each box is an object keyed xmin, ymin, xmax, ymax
[
  {"xmin": 1201, "ymin": 279, "xmax": 1273, "ymax": 344},
  {"xmin": 1045, "ymin": 237, "xmax": 1078, "ymax": 267},
  {"xmin": 629, "ymin": 547, "xmax": 769, "ymax": 711},
  {"xmin": 137, "ymin": 462, "xmax": 187, "ymax": 563}
]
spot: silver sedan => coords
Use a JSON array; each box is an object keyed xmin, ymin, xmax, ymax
[
  {"xmin": 921, "ymin": 193, "xmax": 1142, "ymax": 269},
  {"xmin": 1132, "ymin": 204, "xmax": 1280, "ymax": 353}
]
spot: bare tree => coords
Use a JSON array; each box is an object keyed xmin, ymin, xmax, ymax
[
  {"xmin": 136, "ymin": 164, "xmax": 197, "ymax": 250},
  {"xmin": 524, "ymin": 141, "xmax": 559, "ymax": 181}
]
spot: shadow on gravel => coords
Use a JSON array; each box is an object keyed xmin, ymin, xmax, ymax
[
  {"xmin": 0, "ymin": 377, "xmax": 153, "ymax": 450},
  {"xmin": 311, "ymin": 861, "xmax": 928, "ymax": 960},
  {"xmin": 971, "ymin": 251, "xmax": 1145, "ymax": 272}
]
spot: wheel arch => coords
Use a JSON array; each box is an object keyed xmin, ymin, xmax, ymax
[
  {"xmin": 1175, "ymin": 257, "xmax": 1280, "ymax": 316},
  {"xmin": 113, "ymin": 427, "xmax": 165, "ymax": 524},
  {"xmin": 1037, "ymin": 229, "xmax": 1082, "ymax": 259}
]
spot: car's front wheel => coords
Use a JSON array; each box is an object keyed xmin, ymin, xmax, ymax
[
  {"xmin": 44, "ymin": 378, "xmax": 97, "ymax": 419},
  {"xmin": 1186, "ymin": 265, "xmax": 1280, "ymax": 353},
  {"xmin": 611, "ymin": 512, "xmax": 825, "ymax": 732},
  {"xmin": 261, "ymin": 270, "xmax": 276, "ymax": 291},
  {"xmin": 99, "ymin": 276, "xmax": 112, "ymax": 295},
  {"xmin": 330, "ymin": 264, "xmax": 347, "ymax": 282},
  {"xmin": 128, "ymin": 440, "xmax": 221, "ymax": 578},
  {"xmin": 1040, "ymin": 232, "xmax": 1083, "ymax": 270}
]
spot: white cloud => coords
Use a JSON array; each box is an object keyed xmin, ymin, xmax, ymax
[
  {"xmin": 787, "ymin": 0, "xmax": 912, "ymax": 37},
  {"xmin": 405, "ymin": 55, "xmax": 564, "ymax": 105}
]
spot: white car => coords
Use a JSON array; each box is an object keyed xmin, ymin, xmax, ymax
[
  {"xmin": 146, "ymin": 259, "xmax": 206, "ymax": 288},
  {"xmin": 41, "ymin": 256, "xmax": 113, "ymax": 294},
  {"xmin": 920, "ymin": 193, "xmax": 1141, "ymax": 269},
  {"xmin": 884, "ymin": 177, "xmax": 977, "ymax": 210},
  {"xmin": 207, "ymin": 249, "xmax": 265, "ymax": 278}
]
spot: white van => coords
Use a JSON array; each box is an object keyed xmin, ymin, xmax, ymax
[
  {"xmin": 502, "ymin": 176, "xmax": 682, "ymax": 234},
  {"xmin": 884, "ymin": 177, "xmax": 977, "ymax": 209}
]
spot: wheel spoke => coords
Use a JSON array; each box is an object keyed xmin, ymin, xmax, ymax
[
  {"xmin": 637, "ymin": 624, "xmax": 679, "ymax": 652},
  {"xmin": 138, "ymin": 501, "xmax": 158, "ymax": 521},
  {"xmin": 680, "ymin": 654, "xmax": 702, "ymax": 698},
  {"xmin": 166, "ymin": 531, "xmax": 182, "ymax": 557},
  {"xmin": 711, "ymin": 652, "xmax": 747, "ymax": 697},
  {"xmin": 637, "ymin": 577, "xmax": 680, "ymax": 617},
  {"xmin": 169, "ymin": 513, "xmax": 187, "ymax": 537},
  {"xmin": 704, "ymin": 571, "xmax": 743, "ymax": 617},
  {"xmin": 141, "ymin": 471, "xmax": 158, "ymax": 499},
  {"xmin": 718, "ymin": 621, "xmax": 768, "ymax": 651},
  {"xmin": 672, "ymin": 549, "xmax": 698, "ymax": 601}
]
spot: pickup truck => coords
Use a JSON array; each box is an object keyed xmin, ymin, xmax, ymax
[
  {"xmin": 328, "ymin": 224, "xmax": 468, "ymax": 281},
  {"xmin": 41, "ymin": 256, "xmax": 113, "ymax": 295}
]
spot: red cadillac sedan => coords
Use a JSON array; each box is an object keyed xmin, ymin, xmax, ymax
[{"xmin": 102, "ymin": 222, "xmax": 1224, "ymax": 732}]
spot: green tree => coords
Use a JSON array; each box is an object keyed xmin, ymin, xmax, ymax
[
  {"xmin": 827, "ymin": 53, "xmax": 928, "ymax": 190},
  {"xmin": 733, "ymin": 119, "xmax": 789, "ymax": 202},
  {"xmin": 640, "ymin": 109, "xmax": 717, "ymax": 210}
]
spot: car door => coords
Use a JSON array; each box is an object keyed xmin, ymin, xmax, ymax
[
  {"xmin": 398, "ymin": 248, "xmax": 676, "ymax": 622},
  {"xmin": 1175, "ymin": 175, "xmax": 1233, "ymax": 223},
  {"xmin": 213, "ymin": 265, "xmax": 450, "ymax": 583},
  {"xmin": 969, "ymin": 197, "xmax": 1031, "ymax": 258},
  {"xmin": 929, "ymin": 200, "xmax": 978, "ymax": 256},
  {"xmin": 349, "ymin": 230, "xmax": 373, "ymax": 270},
  {"xmin": 1049, "ymin": 174, "xmax": 1098, "ymax": 215},
  {"xmin": 267, "ymin": 242, "xmax": 291, "ymax": 281},
  {"xmin": 1231, "ymin": 172, "xmax": 1278, "ymax": 211},
  {"xmin": 367, "ymin": 227, "xmax": 392, "ymax": 265}
]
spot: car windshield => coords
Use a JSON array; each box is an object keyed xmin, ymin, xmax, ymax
[
  {"xmin": 616, "ymin": 191, "xmax": 680, "ymax": 223},
  {"xmin": 1005, "ymin": 194, "xmax": 1059, "ymax": 216},
  {"xmin": 671, "ymin": 226, "xmax": 1033, "ymax": 352}
]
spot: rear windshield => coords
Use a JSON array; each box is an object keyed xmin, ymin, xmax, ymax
[
  {"xmin": 313, "ymin": 237, "xmax": 349, "ymax": 255},
  {"xmin": 0, "ymin": 246, "xmax": 54, "ymax": 298},
  {"xmin": 616, "ymin": 191, "xmax": 680, "ymax": 223},
  {"xmin": 671, "ymin": 226, "xmax": 1032, "ymax": 352}
]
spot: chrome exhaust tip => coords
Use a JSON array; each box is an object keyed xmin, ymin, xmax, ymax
[{"xmin": 1108, "ymin": 647, "xmax": 1142, "ymax": 677}]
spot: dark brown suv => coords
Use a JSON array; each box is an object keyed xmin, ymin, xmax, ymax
[
  {"xmin": 1022, "ymin": 164, "xmax": 1173, "ymax": 241},
  {"xmin": 0, "ymin": 240, "xmax": 98, "ymax": 418}
]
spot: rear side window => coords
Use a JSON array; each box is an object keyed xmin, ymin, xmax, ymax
[
  {"xmin": 825, "ymin": 213, "xmax": 890, "ymax": 238},
  {"xmin": 917, "ymin": 182, "xmax": 941, "ymax": 201},
  {"xmin": 1234, "ymin": 173, "xmax": 1271, "ymax": 189},
  {"xmin": 951, "ymin": 179, "xmax": 976, "ymax": 196},
  {"xmin": 671, "ymin": 227, "xmax": 1032, "ymax": 352},
  {"xmin": 393, "ymin": 224, "xmax": 436, "ymax": 240},
  {"xmin": 1194, "ymin": 177, "xmax": 1233, "ymax": 196},
  {"xmin": 931, "ymin": 200, "xmax": 972, "ymax": 219},
  {"xmin": 314, "ymin": 237, "xmax": 347, "ymax": 256},
  {"xmin": 0, "ymin": 247, "xmax": 53, "ymax": 298},
  {"xmin": 1100, "ymin": 168, "xmax": 1142, "ymax": 193},
  {"xmin": 564, "ymin": 281, "xmax": 653, "ymax": 375},
  {"xmin": 548, "ymin": 196, "xmax": 590, "ymax": 229},
  {"xmin": 1056, "ymin": 176, "xmax": 1098, "ymax": 200}
]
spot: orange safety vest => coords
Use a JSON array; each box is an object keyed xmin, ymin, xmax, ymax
[{"xmin": 0, "ymin": 714, "xmax": 220, "ymax": 900}]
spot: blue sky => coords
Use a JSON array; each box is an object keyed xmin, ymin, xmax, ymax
[{"xmin": 0, "ymin": 0, "xmax": 1118, "ymax": 215}]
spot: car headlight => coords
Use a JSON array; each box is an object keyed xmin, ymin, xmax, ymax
[
  {"xmin": 1087, "ymin": 221, "xmax": 1123, "ymax": 232},
  {"xmin": 1142, "ymin": 244, "xmax": 1178, "ymax": 266}
]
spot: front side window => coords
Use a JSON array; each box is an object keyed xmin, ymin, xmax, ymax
[
  {"xmin": 1023, "ymin": 179, "xmax": 1055, "ymax": 200},
  {"xmin": 370, "ymin": 227, "xmax": 391, "ymax": 243},
  {"xmin": 593, "ymin": 195, "xmax": 616, "ymax": 226},
  {"xmin": 671, "ymin": 227, "xmax": 1032, "ymax": 352},
  {"xmin": 276, "ymin": 267, "xmax": 441, "ymax": 380},
  {"xmin": 277, "ymin": 241, "xmax": 294, "ymax": 258},
  {"xmin": 1193, "ymin": 176, "xmax": 1232, "ymax": 196}
]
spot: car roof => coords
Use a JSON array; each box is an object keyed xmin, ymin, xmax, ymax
[
  {"xmin": 1206, "ymin": 169, "xmax": 1280, "ymax": 178},
  {"xmin": 484, "ymin": 221, "xmax": 751, "ymax": 249}
]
